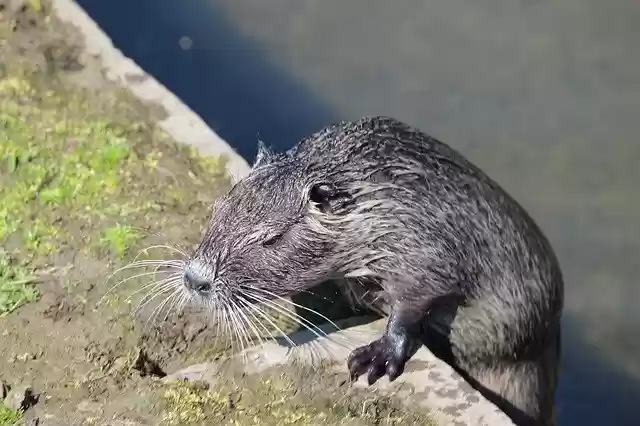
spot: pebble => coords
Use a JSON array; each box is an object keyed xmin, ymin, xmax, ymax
[
  {"xmin": 3, "ymin": 384, "xmax": 37, "ymax": 411},
  {"xmin": 0, "ymin": 379, "xmax": 9, "ymax": 399},
  {"xmin": 76, "ymin": 399, "xmax": 102, "ymax": 414},
  {"xmin": 132, "ymin": 348, "xmax": 166, "ymax": 377},
  {"xmin": 23, "ymin": 408, "xmax": 40, "ymax": 426}
]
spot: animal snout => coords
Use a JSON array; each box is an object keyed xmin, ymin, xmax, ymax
[{"xmin": 183, "ymin": 261, "xmax": 214, "ymax": 295}]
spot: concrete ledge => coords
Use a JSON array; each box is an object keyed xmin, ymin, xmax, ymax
[
  {"xmin": 49, "ymin": 1, "xmax": 515, "ymax": 424},
  {"xmin": 164, "ymin": 318, "xmax": 515, "ymax": 426}
]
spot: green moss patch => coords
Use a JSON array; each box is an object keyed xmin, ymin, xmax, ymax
[
  {"xmin": 161, "ymin": 363, "xmax": 436, "ymax": 426},
  {"xmin": 0, "ymin": 249, "xmax": 38, "ymax": 316},
  {"xmin": 0, "ymin": 403, "xmax": 22, "ymax": 426},
  {"xmin": 0, "ymin": 68, "xmax": 230, "ymax": 301}
]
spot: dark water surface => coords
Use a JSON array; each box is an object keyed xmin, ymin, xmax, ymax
[{"xmin": 76, "ymin": 0, "xmax": 640, "ymax": 423}]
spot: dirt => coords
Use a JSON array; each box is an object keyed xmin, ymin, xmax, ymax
[{"xmin": 0, "ymin": 1, "xmax": 436, "ymax": 425}]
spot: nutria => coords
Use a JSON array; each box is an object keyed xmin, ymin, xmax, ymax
[{"xmin": 182, "ymin": 116, "xmax": 564, "ymax": 426}]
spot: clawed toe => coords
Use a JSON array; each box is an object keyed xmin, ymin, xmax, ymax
[{"xmin": 347, "ymin": 337, "xmax": 407, "ymax": 385}]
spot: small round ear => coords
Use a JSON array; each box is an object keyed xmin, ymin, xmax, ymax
[
  {"xmin": 253, "ymin": 139, "xmax": 275, "ymax": 168},
  {"xmin": 307, "ymin": 182, "xmax": 351, "ymax": 213}
]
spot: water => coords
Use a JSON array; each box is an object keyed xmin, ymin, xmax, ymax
[{"xmin": 76, "ymin": 0, "xmax": 640, "ymax": 423}]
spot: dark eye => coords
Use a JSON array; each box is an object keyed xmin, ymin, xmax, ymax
[{"xmin": 262, "ymin": 233, "xmax": 283, "ymax": 247}]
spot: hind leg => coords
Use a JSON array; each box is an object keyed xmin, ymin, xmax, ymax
[
  {"xmin": 464, "ymin": 362, "xmax": 546, "ymax": 425},
  {"xmin": 457, "ymin": 335, "xmax": 560, "ymax": 426}
]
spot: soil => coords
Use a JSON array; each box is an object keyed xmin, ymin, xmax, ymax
[{"xmin": 0, "ymin": 1, "xmax": 435, "ymax": 425}]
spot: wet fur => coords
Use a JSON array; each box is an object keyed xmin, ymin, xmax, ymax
[{"xmin": 187, "ymin": 116, "xmax": 564, "ymax": 426}]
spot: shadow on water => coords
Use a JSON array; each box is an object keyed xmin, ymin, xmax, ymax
[
  {"xmin": 76, "ymin": 0, "xmax": 337, "ymax": 161},
  {"xmin": 76, "ymin": 0, "xmax": 640, "ymax": 424},
  {"xmin": 557, "ymin": 318, "xmax": 640, "ymax": 425}
]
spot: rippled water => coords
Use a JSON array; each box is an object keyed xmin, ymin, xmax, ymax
[{"xmin": 77, "ymin": 0, "xmax": 640, "ymax": 423}]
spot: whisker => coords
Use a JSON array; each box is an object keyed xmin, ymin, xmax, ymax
[
  {"xmin": 134, "ymin": 287, "xmax": 181, "ymax": 321},
  {"xmin": 238, "ymin": 297, "xmax": 293, "ymax": 344},
  {"xmin": 242, "ymin": 290, "xmax": 358, "ymax": 358},
  {"xmin": 212, "ymin": 300, "xmax": 235, "ymax": 357},
  {"xmin": 244, "ymin": 285, "xmax": 345, "ymax": 335},
  {"xmin": 99, "ymin": 269, "xmax": 179, "ymax": 307},
  {"xmin": 212, "ymin": 303, "xmax": 238, "ymax": 377},
  {"xmin": 237, "ymin": 295, "xmax": 298, "ymax": 349},
  {"xmin": 128, "ymin": 246, "xmax": 185, "ymax": 270},
  {"xmin": 127, "ymin": 227, "xmax": 189, "ymax": 257},
  {"xmin": 134, "ymin": 275, "xmax": 182, "ymax": 305},
  {"xmin": 176, "ymin": 291, "xmax": 190, "ymax": 314},
  {"xmin": 228, "ymin": 298, "xmax": 253, "ymax": 358},
  {"xmin": 107, "ymin": 258, "xmax": 183, "ymax": 282},
  {"xmin": 162, "ymin": 289, "xmax": 189, "ymax": 323},
  {"xmin": 226, "ymin": 300, "xmax": 248, "ymax": 362},
  {"xmin": 219, "ymin": 301, "xmax": 235, "ymax": 354},
  {"xmin": 233, "ymin": 297, "xmax": 268, "ymax": 353},
  {"xmin": 212, "ymin": 300, "xmax": 223, "ymax": 342},
  {"xmin": 241, "ymin": 291, "xmax": 333, "ymax": 357},
  {"xmin": 237, "ymin": 297, "xmax": 276, "ymax": 346},
  {"xmin": 245, "ymin": 286, "xmax": 361, "ymax": 350},
  {"xmin": 100, "ymin": 260, "xmax": 182, "ymax": 301},
  {"xmin": 152, "ymin": 261, "xmax": 181, "ymax": 274},
  {"xmin": 217, "ymin": 297, "xmax": 237, "ymax": 356},
  {"xmin": 242, "ymin": 291, "xmax": 330, "ymax": 341},
  {"xmin": 133, "ymin": 243, "xmax": 187, "ymax": 259},
  {"xmin": 124, "ymin": 273, "xmax": 183, "ymax": 303},
  {"xmin": 134, "ymin": 278, "xmax": 182, "ymax": 317},
  {"xmin": 237, "ymin": 295, "xmax": 322, "ymax": 367},
  {"xmin": 143, "ymin": 287, "xmax": 182, "ymax": 333},
  {"xmin": 234, "ymin": 274, "xmax": 333, "ymax": 304}
]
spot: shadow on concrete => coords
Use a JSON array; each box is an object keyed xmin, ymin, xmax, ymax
[
  {"xmin": 274, "ymin": 315, "xmax": 379, "ymax": 348},
  {"xmin": 75, "ymin": 1, "xmax": 640, "ymax": 424}
]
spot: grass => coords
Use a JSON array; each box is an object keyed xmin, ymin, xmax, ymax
[
  {"xmin": 0, "ymin": 75, "xmax": 151, "ymax": 251},
  {"xmin": 0, "ymin": 66, "xmax": 231, "ymax": 305},
  {"xmin": 0, "ymin": 249, "xmax": 38, "ymax": 316},
  {"xmin": 0, "ymin": 403, "xmax": 22, "ymax": 426},
  {"xmin": 100, "ymin": 224, "xmax": 143, "ymax": 259}
]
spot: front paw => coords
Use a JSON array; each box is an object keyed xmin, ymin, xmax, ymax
[{"xmin": 347, "ymin": 336, "xmax": 408, "ymax": 385}]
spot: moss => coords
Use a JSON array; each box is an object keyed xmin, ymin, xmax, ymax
[
  {"xmin": 0, "ymin": 249, "xmax": 38, "ymax": 316},
  {"xmin": 1, "ymin": 76, "xmax": 148, "ymax": 255},
  {"xmin": 0, "ymin": 403, "xmax": 22, "ymax": 426},
  {"xmin": 100, "ymin": 225, "xmax": 144, "ymax": 259},
  {"xmin": 0, "ymin": 67, "xmax": 231, "ymax": 313},
  {"xmin": 160, "ymin": 363, "xmax": 436, "ymax": 426}
]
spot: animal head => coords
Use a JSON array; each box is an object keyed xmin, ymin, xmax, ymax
[{"xmin": 181, "ymin": 140, "xmax": 352, "ymax": 309}]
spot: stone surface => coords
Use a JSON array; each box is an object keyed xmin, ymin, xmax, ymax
[
  {"xmin": 3, "ymin": 384, "xmax": 37, "ymax": 412},
  {"xmin": 165, "ymin": 318, "xmax": 516, "ymax": 426},
  {"xmin": 0, "ymin": 379, "xmax": 9, "ymax": 399}
]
